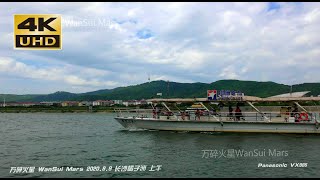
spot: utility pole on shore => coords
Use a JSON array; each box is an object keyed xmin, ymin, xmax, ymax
[
  {"xmin": 167, "ymin": 80, "xmax": 170, "ymax": 98},
  {"xmin": 3, "ymin": 96, "xmax": 6, "ymax": 107},
  {"xmin": 88, "ymin": 105, "xmax": 93, "ymax": 113}
]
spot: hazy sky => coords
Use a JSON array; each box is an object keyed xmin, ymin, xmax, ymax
[{"xmin": 1, "ymin": 2, "xmax": 320, "ymax": 94}]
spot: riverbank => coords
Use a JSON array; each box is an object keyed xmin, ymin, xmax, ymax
[{"xmin": 0, "ymin": 106, "xmax": 119, "ymax": 113}]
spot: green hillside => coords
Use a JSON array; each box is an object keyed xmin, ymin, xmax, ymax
[
  {"xmin": 0, "ymin": 94, "xmax": 40, "ymax": 102},
  {"xmin": 32, "ymin": 91, "xmax": 78, "ymax": 102},
  {"xmin": 1, "ymin": 80, "xmax": 320, "ymax": 102}
]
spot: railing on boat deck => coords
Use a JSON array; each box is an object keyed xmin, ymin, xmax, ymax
[
  {"xmin": 114, "ymin": 108, "xmax": 319, "ymax": 123},
  {"xmin": 114, "ymin": 108, "xmax": 153, "ymax": 118},
  {"xmin": 216, "ymin": 112, "xmax": 273, "ymax": 122}
]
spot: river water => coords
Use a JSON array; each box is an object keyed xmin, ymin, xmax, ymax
[{"xmin": 1, "ymin": 113, "xmax": 319, "ymax": 178}]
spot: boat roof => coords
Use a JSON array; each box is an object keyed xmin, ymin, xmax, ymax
[
  {"xmin": 268, "ymin": 91, "xmax": 310, "ymax": 98},
  {"xmin": 147, "ymin": 96, "xmax": 320, "ymax": 102}
]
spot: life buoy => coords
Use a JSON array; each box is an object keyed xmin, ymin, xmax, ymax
[{"xmin": 298, "ymin": 112, "xmax": 309, "ymax": 121}]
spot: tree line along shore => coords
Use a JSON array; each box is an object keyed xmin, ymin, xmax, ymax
[{"xmin": 2, "ymin": 103, "xmax": 320, "ymax": 113}]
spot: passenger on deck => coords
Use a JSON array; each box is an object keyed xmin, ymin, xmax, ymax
[
  {"xmin": 156, "ymin": 107, "xmax": 161, "ymax": 119},
  {"xmin": 287, "ymin": 107, "xmax": 292, "ymax": 116},
  {"xmin": 291, "ymin": 107, "xmax": 299, "ymax": 121},
  {"xmin": 185, "ymin": 111, "xmax": 190, "ymax": 120},
  {"xmin": 166, "ymin": 111, "xmax": 171, "ymax": 120},
  {"xmin": 235, "ymin": 106, "xmax": 242, "ymax": 121},
  {"xmin": 195, "ymin": 109, "xmax": 201, "ymax": 121},
  {"xmin": 210, "ymin": 108, "xmax": 217, "ymax": 115},
  {"xmin": 181, "ymin": 111, "xmax": 185, "ymax": 120},
  {"xmin": 152, "ymin": 109, "xmax": 156, "ymax": 119},
  {"xmin": 228, "ymin": 105, "xmax": 234, "ymax": 120}
]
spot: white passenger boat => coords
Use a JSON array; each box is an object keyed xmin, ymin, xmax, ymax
[{"xmin": 114, "ymin": 91, "xmax": 320, "ymax": 134}]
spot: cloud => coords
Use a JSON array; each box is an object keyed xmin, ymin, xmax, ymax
[
  {"xmin": 218, "ymin": 65, "xmax": 240, "ymax": 79},
  {"xmin": 0, "ymin": 2, "xmax": 320, "ymax": 94},
  {"xmin": 304, "ymin": 8, "xmax": 320, "ymax": 23},
  {"xmin": 0, "ymin": 57, "xmax": 118, "ymax": 88}
]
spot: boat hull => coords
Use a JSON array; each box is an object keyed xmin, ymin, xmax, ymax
[{"xmin": 115, "ymin": 117, "xmax": 320, "ymax": 134}]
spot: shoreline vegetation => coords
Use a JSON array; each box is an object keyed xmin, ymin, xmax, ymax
[{"xmin": 0, "ymin": 106, "xmax": 118, "ymax": 113}]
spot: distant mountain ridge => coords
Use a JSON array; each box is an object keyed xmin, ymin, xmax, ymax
[{"xmin": 1, "ymin": 80, "xmax": 320, "ymax": 102}]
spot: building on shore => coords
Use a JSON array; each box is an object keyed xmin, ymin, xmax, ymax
[
  {"xmin": 78, "ymin": 101, "xmax": 93, "ymax": 107},
  {"xmin": 122, "ymin": 99, "xmax": 149, "ymax": 107},
  {"xmin": 61, "ymin": 101, "xmax": 79, "ymax": 107},
  {"xmin": 0, "ymin": 102, "xmax": 42, "ymax": 107},
  {"xmin": 113, "ymin": 100, "xmax": 123, "ymax": 105},
  {"xmin": 92, "ymin": 100, "xmax": 114, "ymax": 106},
  {"xmin": 40, "ymin": 101, "xmax": 61, "ymax": 106}
]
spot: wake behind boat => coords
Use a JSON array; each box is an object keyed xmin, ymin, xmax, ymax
[{"xmin": 114, "ymin": 90, "xmax": 320, "ymax": 134}]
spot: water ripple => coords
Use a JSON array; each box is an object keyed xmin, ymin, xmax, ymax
[{"xmin": 0, "ymin": 113, "xmax": 320, "ymax": 178}]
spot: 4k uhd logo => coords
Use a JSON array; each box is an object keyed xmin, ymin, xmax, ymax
[{"xmin": 14, "ymin": 14, "xmax": 62, "ymax": 50}]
